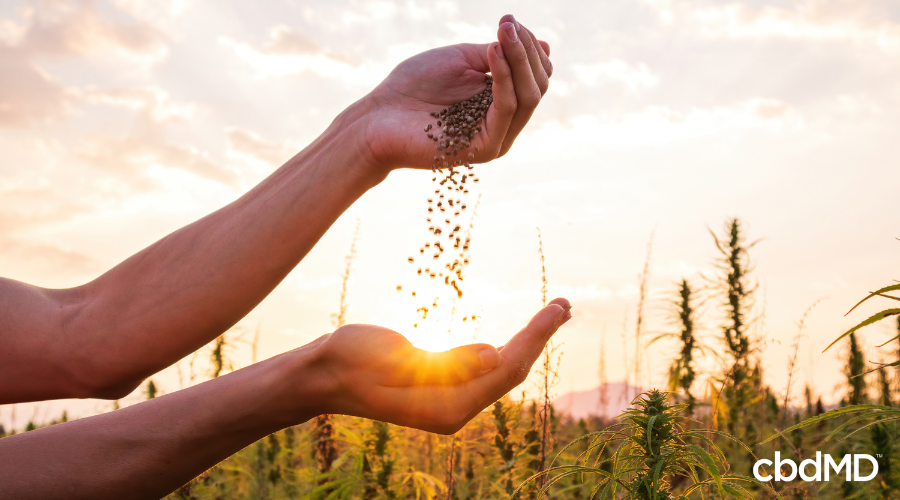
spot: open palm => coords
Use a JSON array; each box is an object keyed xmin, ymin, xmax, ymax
[{"xmin": 318, "ymin": 298, "xmax": 571, "ymax": 434}]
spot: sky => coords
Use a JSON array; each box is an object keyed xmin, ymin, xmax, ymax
[{"xmin": 1, "ymin": 0, "xmax": 899, "ymax": 430}]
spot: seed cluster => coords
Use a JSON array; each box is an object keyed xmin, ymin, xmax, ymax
[
  {"xmin": 428, "ymin": 75, "xmax": 492, "ymax": 169},
  {"xmin": 398, "ymin": 76, "xmax": 493, "ymax": 329}
]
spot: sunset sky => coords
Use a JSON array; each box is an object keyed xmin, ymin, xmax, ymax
[{"xmin": 2, "ymin": 0, "xmax": 899, "ymax": 429}]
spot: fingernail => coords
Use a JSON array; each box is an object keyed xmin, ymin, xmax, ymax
[
  {"xmin": 509, "ymin": 15, "xmax": 521, "ymax": 32},
  {"xmin": 504, "ymin": 23, "xmax": 518, "ymax": 43},
  {"xmin": 479, "ymin": 348, "xmax": 500, "ymax": 371},
  {"xmin": 553, "ymin": 308, "xmax": 572, "ymax": 329},
  {"xmin": 492, "ymin": 41, "xmax": 504, "ymax": 59}
]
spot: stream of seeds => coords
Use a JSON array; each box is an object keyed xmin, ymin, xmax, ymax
[{"xmin": 398, "ymin": 76, "xmax": 493, "ymax": 329}]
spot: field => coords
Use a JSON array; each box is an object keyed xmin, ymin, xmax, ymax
[{"xmin": 5, "ymin": 217, "xmax": 898, "ymax": 500}]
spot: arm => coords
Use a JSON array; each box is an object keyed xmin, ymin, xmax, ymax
[
  {"xmin": 0, "ymin": 300, "xmax": 572, "ymax": 500},
  {"xmin": 0, "ymin": 16, "xmax": 552, "ymax": 404},
  {"xmin": 0, "ymin": 103, "xmax": 380, "ymax": 402}
]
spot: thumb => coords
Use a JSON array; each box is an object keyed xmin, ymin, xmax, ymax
[
  {"xmin": 413, "ymin": 343, "xmax": 502, "ymax": 385},
  {"xmin": 498, "ymin": 298, "xmax": 571, "ymax": 382},
  {"xmin": 462, "ymin": 298, "xmax": 572, "ymax": 415}
]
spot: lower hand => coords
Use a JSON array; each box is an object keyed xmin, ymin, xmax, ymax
[{"xmin": 313, "ymin": 298, "xmax": 571, "ymax": 434}]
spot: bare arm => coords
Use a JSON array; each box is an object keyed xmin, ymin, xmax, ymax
[
  {"xmin": 0, "ymin": 102, "xmax": 381, "ymax": 402},
  {"xmin": 0, "ymin": 300, "xmax": 571, "ymax": 500},
  {"xmin": 0, "ymin": 16, "xmax": 552, "ymax": 404}
]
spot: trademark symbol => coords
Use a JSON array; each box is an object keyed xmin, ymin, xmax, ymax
[{"xmin": 877, "ymin": 454, "xmax": 883, "ymax": 458}]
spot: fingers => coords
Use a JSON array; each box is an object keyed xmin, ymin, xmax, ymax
[
  {"xmin": 495, "ymin": 17, "xmax": 548, "ymax": 157},
  {"xmin": 481, "ymin": 41, "xmax": 516, "ymax": 160},
  {"xmin": 538, "ymin": 40, "xmax": 550, "ymax": 56},
  {"xmin": 456, "ymin": 42, "xmax": 492, "ymax": 73},
  {"xmin": 519, "ymin": 27, "xmax": 550, "ymax": 95},
  {"xmin": 525, "ymin": 28, "xmax": 553, "ymax": 79},
  {"xmin": 464, "ymin": 300, "xmax": 572, "ymax": 413}
]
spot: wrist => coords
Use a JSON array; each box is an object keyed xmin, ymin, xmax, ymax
[
  {"xmin": 322, "ymin": 93, "xmax": 393, "ymax": 182},
  {"xmin": 267, "ymin": 336, "xmax": 341, "ymax": 425}
]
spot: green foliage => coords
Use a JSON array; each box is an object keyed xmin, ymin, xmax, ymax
[
  {"xmin": 845, "ymin": 332, "xmax": 867, "ymax": 406},
  {"xmin": 146, "ymin": 379, "xmax": 158, "ymax": 400},
  {"xmin": 652, "ymin": 279, "xmax": 700, "ymax": 416},
  {"xmin": 710, "ymin": 218, "xmax": 758, "ymax": 440},
  {"xmin": 9, "ymin": 223, "xmax": 895, "ymax": 500},
  {"xmin": 516, "ymin": 390, "xmax": 776, "ymax": 500}
]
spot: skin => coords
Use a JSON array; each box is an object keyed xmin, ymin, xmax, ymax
[{"xmin": 0, "ymin": 15, "xmax": 565, "ymax": 499}]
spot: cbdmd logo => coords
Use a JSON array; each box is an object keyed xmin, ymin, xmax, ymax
[{"xmin": 753, "ymin": 452, "xmax": 879, "ymax": 482}]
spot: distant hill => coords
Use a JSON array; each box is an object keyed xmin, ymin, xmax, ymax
[{"xmin": 553, "ymin": 382, "xmax": 647, "ymax": 420}]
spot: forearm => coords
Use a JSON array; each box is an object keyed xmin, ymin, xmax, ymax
[
  {"xmin": 1, "ymin": 97, "xmax": 385, "ymax": 402},
  {"xmin": 0, "ymin": 341, "xmax": 331, "ymax": 500}
]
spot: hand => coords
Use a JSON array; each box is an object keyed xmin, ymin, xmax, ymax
[
  {"xmin": 362, "ymin": 14, "xmax": 553, "ymax": 173},
  {"xmin": 314, "ymin": 298, "xmax": 571, "ymax": 434}
]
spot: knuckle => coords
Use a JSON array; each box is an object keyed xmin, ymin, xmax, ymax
[
  {"xmin": 494, "ymin": 96, "xmax": 517, "ymax": 115},
  {"xmin": 520, "ymin": 35, "xmax": 535, "ymax": 51},
  {"xmin": 521, "ymin": 87, "xmax": 542, "ymax": 107},
  {"xmin": 507, "ymin": 360, "xmax": 529, "ymax": 386},
  {"xmin": 510, "ymin": 46, "xmax": 530, "ymax": 64}
]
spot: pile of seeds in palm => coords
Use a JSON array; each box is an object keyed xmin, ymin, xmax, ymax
[{"xmin": 397, "ymin": 75, "xmax": 493, "ymax": 329}]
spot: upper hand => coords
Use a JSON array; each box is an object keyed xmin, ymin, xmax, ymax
[
  {"xmin": 314, "ymin": 298, "xmax": 571, "ymax": 434},
  {"xmin": 361, "ymin": 15, "xmax": 552, "ymax": 173}
]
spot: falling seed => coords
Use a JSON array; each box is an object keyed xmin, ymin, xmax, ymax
[{"xmin": 396, "ymin": 285, "xmax": 402, "ymax": 290}]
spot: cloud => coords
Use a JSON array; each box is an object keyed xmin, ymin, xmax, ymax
[
  {"xmin": 0, "ymin": 0, "xmax": 170, "ymax": 128},
  {"xmin": 299, "ymin": 0, "xmax": 437, "ymax": 29},
  {"xmin": 0, "ymin": 238, "xmax": 99, "ymax": 277},
  {"xmin": 573, "ymin": 59, "xmax": 659, "ymax": 92},
  {"xmin": 260, "ymin": 25, "xmax": 321, "ymax": 55},
  {"xmin": 74, "ymin": 87, "xmax": 236, "ymax": 186},
  {"xmin": 8, "ymin": 0, "xmax": 168, "ymax": 60},
  {"xmin": 227, "ymin": 128, "xmax": 291, "ymax": 166},
  {"xmin": 514, "ymin": 98, "xmax": 804, "ymax": 159},
  {"xmin": 0, "ymin": 47, "xmax": 72, "ymax": 127},
  {"xmin": 219, "ymin": 27, "xmax": 374, "ymax": 82},
  {"xmin": 0, "ymin": 187, "xmax": 100, "ymax": 278},
  {"xmin": 643, "ymin": 0, "xmax": 900, "ymax": 51}
]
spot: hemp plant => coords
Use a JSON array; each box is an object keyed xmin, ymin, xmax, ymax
[
  {"xmin": 760, "ymin": 279, "xmax": 900, "ymax": 467},
  {"xmin": 515, "ymin": 390, "xmax": 775, "ymax": 499},
  {"xmin": 709, "ymin": 218, "xmax": 758, "ymax": 441},
  {"xmin": 651, "ymin": 279, "xmax": 708, "ymax": 417}
]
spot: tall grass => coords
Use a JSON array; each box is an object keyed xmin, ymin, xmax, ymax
[
  {"xmin": 11, "ymin": 219, "xmax": 900, "ymax": 500},
  {"xmin": 316, "ymin": 220, "xmax": 361, "ymax": 485}
]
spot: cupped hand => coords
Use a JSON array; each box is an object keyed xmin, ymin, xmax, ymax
[
  {"xmin": 362, "ymin": 14, "xmax": 553, "ymax": 173},
  {"xmin": 316, "ymin": 298, "xmax": 571, "ymax": 434}
]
